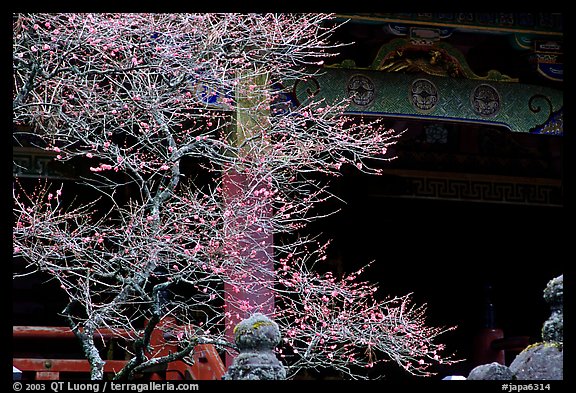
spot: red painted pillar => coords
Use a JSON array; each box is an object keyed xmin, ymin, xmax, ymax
[
  {"xmin": 472, "ymin": 327, "xmax": 505, "ymax": 366},
  {"xmin": 222, "ymin": 169, "xmax": 274, "ymax": 368}
]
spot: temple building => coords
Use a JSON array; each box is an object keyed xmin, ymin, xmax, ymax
[
  {"xmin": 306, "ymin": 12, "xmax": 564, "ymax": 378},
  {"xmin": 13, "ymin": 12, "xmax": 564, "ymax": 380}
]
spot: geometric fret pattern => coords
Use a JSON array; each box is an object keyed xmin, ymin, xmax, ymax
[{"xmin": 374, "ymin": 170, "xmax": 562, "ymax": 206}]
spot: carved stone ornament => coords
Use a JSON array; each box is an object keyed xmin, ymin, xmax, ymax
[
  {"xmin": 347, "ymin": 74, "xmax": 375, "ymax": 107},
  {"xmin": 222, "ymin": 313, "xmax": 286, "ymax": 380},
  {"xmin": 471, "ymin": 84, "xmax": 501, "ymax": 117},
  {"xmin": 410, "ymin": 78, "xmax": 438, "ymax": 112}
]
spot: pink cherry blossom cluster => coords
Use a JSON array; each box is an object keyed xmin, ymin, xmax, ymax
[{"xmin": 13, "ymin": 13, "xmax": 456, "ymax": 380}]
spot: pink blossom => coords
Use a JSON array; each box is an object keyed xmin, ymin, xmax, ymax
[{"xmin": 11, "ymin": 14, "xmax": 451, "ymax": 379}]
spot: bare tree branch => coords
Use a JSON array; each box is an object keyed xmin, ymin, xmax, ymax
[{"xmin": 13, "ymin": 13, "xmax": 458, "ymax": 380}]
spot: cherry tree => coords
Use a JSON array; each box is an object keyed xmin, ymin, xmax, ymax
[{"xmin": 13, "ymin": 13, "xmax": 458, "ymax": 380}]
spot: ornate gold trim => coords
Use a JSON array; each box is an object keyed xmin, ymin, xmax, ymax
[{"xmin": 329, "ymin": 39, "xmax": 519, "ymax": 83}]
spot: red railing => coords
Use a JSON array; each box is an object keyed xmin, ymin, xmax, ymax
[{"xmin": 13, "ymin": 321, "xmax": 226, "ymax": 380}]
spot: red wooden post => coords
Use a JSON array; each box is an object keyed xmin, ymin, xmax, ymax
[
  {"xmin": 223, "ymin": 170, "xmax": 274, "ymax": 368},
  {"xmin": 472, "ymin": 327, "xmax": 506, "ymax": 366}
]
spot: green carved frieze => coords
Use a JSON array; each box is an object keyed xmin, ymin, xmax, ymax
[{"xmin": 292, "ymin": 68, "xmax": 563, "ymax": 134}]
